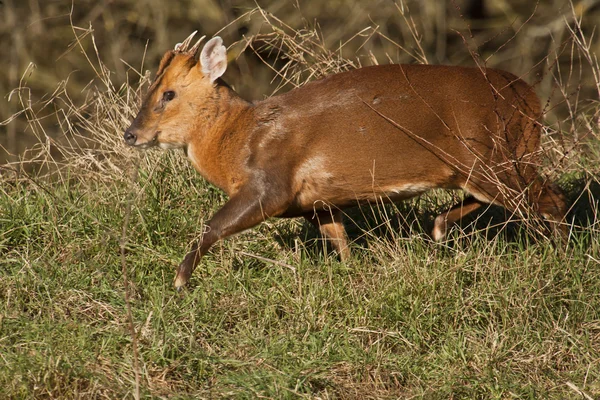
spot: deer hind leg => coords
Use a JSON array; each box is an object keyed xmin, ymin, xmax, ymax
[
  {"xmin": 443, "ymin": 177, "xmax": 569, "ymax": 241},
  {"xmin": 472, "ymin": 174, "xmax": 569, "ymax": 240},
  {"xmin": 433, "ymin": 175, "xmax": 526, "ymax": 242},
  {"xmin": 304, "ymin": 209, "xmax": 351, "ymax": 260},
  {"xmin": 533, "ymin": 181, "xmax": 569, "ymax": 239},
  {"xmin": 432, "ymin": 195, "xmax": 484, "ymax": 241}
]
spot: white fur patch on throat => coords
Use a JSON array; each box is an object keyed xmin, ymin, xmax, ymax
[
  {"xmin": 186, "ymin": 143, "xmax": 200, "ymax": 168},
  {"xmin": 159, "ymin": 142, "xmax": 185, "ymax": 150}
]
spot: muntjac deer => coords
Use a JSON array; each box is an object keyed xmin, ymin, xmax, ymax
[{"xmin": 124, "ymin": 33, "xmax": 567, "ymax": 289}]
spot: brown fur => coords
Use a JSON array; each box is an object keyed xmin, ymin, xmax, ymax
[{"xmin": 125, "ymin": 44, "xmax": 567, "ymax": 289}]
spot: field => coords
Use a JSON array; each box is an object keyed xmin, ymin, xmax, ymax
[{"xmin": 1, "ymin": 1, "xmax": 600, "ymax": 398}]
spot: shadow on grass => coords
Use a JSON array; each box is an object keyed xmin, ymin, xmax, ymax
[
  {"xmin": 271, "ymin": 178, "xmax": 600, "ymax": 258},
  {"xmin": 565, "ymin": 178, "xmax": 600, "ymax": 229}
]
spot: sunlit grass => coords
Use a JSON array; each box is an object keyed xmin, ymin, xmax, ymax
[{"xmin": 2, "ymin": 3, "xmax": 600, "ymax": 399}]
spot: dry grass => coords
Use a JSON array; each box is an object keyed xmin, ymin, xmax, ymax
[
  {"xmin": 2, "ymin": 0, "xmax": 600, "ymax": 158},
  {"xmin": 1, "ymin": 1, "xmax": 600, "ymax": 399}
]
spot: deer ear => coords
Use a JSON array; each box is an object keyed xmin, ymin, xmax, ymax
[{"xmin": 200, "ymin": 36, "xmax": 227, "ymax": 83}]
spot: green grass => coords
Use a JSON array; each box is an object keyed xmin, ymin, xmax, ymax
[
  {"xmin": 2, "ymin": 3, "xmax": 600, "ymax": 397},
  {"xmin": 1, "ymin": 150, "xmax": 599, "ymax": 399}
]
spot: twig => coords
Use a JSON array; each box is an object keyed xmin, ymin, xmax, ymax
[
  {"xmin": 565, "ymin": 381, "xmax": 594, "ymax": 400},
  {"xmin": 120, "ymin": 160, "xmax": 141, "ymax": 400}
]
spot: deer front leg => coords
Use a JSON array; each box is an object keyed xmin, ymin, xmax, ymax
[{"xmin": 174, "ymin": 190, "xmax": 284, "ymax": 289}]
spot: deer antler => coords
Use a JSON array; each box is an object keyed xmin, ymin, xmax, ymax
[
  {"xmin": 188, "ymin": 35, "xmax": 206, "ymax": 56},
  {"xmin": 174, "ymin": 30, "xmax": 198, "ymax": 53}
]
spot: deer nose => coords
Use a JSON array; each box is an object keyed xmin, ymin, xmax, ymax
[{"xmin": 124, "ymin": 129, "xmax": 137, "ymax": 145}]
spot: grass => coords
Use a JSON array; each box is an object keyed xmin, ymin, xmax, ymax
[
  {"xmin": 2, "ymin": 3, "xmax": 600, "ymax": 399},
  {"xmin": 2, "ymin": 156, "xmax": 599, "ymax": 398}
]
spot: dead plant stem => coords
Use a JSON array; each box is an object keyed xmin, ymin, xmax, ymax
[{"xmin": 120, "ymin": 159, "xmax": 141, "ymax": 400}]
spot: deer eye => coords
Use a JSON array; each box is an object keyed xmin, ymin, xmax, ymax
[{"xmin": 163, "ymin": 90, "xmax": 176, "ymax": 102}]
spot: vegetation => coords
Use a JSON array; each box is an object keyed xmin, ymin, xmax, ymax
[{"xmin": 1, "ymin": 1, "xmax": 600, "ymax": 398}]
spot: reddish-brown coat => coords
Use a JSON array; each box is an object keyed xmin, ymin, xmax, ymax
[{"xmin": 124, "ymin": 35, "xmax": 567, "ymax": 289}]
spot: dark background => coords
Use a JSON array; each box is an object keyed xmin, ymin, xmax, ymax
[{"xmin": 1, "ymin": 0, "xmax": 598, "ymax": 163}]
